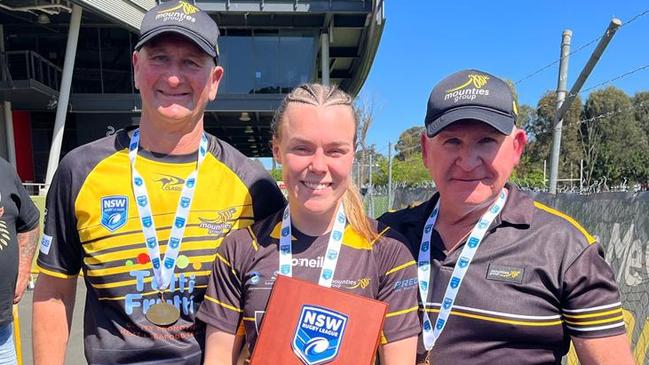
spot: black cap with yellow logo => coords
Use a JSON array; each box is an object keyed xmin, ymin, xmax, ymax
[
  {"xmin": 424, "ymin": 69, "xmax": 518, "ymax": 137},
  {"xmin": 135, "ymin": 1, "xmax": 219, "ymax": 61}
]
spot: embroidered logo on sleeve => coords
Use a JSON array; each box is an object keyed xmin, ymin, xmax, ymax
[{"xmin": 40, "ymin": 234, "xmax": 53, "ymax": 255}]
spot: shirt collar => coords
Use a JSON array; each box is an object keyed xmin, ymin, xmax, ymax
[
  {"xmin": 495, "ymin": 183, "xmax": 534, "ymax": 227},
  {"xmin": 410, "ymin": 183, "xmax": 533, "ymax": 229}
]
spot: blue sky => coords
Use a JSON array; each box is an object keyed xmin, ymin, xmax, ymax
[{"xmin": 359, "ymin": 1, "xmax": 649, "ymax": 154}]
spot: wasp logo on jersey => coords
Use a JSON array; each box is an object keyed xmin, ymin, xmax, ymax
[
  {"xmin": 199, "ymin": 207, "xmax": 237, "ymax": 235},
  {"xmin": 341, "ymin": 277, "xmax": 370, "ymax": 290},
  {"xmin": 486, "ymin": 263, "xmax": 525, "ymax": 284},
  {"xmin": 101, "ymin": 196, "xmax": 128, "ymax": 232}
]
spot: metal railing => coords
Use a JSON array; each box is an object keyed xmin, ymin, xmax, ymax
[
  {"xmin": 1, "ymin": 50, "xmax": 62, "ymax": 91},
  {"xmin": 22, "ymin": 182, "xmax": 48, "ymax": 196}
]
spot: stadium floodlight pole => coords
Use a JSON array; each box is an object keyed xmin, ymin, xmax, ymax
[
  {"xmin": 549, "ymin": 18, "xmax": 622, "ymax": 194},
  {"xmin": 321, "ymin": 32, "xmax": 330, "ymax": 86},
  {"xmin": 555, "ymin": 18, "xmax": 622, "ymax": 125},
  {"xmin": 548, "ymin": 30, "xmax": 572, "ymax": 194},
  {"xmin": 44, "ymin": 4, "xmax": 82, "ymax": 190}
]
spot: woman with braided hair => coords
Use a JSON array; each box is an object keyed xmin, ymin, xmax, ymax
[{"xmin": 198, "ymin": 84, "xmax": 419, "ymax": 364}]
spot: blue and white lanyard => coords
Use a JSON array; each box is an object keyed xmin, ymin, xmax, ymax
[
  {"xmin": 129, "ymin": 129, "xmax": 208, "ymax": 291},
  {"xmin": 278, "ymin": 203, "xmax": 346, "ymax": 288},
  {"xmin": 418, "ymin": 189, "xmax": 508, "ymax": 350}
]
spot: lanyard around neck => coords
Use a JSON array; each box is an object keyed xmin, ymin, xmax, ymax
[
  {"xmin": 129, "ymin": 129, "xmax": 208, "ymax": 291},
  {"xmin": 418, "ymin": 189, "xmax": 508, "ymax": 350},
  {"xmin": 278, "ymin": 203, "xmax": 347, "ymax": 288}
]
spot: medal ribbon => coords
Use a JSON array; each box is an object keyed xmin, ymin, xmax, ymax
[
  {"xmin": 418, "ymin": 188, "xmax": 508, "ymax": 350},
  {"xmin": 129, "ymin": 129, "xmax": 208, "ymax": 290},
  {"xmin": 278, "ymin": 203, "xmax": 346, "ymax": 288}
]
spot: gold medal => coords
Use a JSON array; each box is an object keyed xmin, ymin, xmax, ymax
[
  {"xmin": 424, "ymin": 351, "xmax": 432, "ymax": 365},
  {"xmin": 146, "ymin": 293, "xmax": 180, "ymax": 326}
]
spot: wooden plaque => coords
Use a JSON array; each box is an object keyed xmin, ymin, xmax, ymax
[{"xmin": 250, "ymin": 275, "xmax": 388, "ymax": 365}]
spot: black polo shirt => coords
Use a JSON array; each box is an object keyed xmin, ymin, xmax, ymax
[
  {"xmin": 197, "ymin": 210, "xmax": 421, "ymax": 354},
  {"xmin": 0, "ymin": 158, "xmax": 39, "ymax": 326},
  {"xmin": 379, "ymin": 185, "xmax": 625, "ymax": 365}
]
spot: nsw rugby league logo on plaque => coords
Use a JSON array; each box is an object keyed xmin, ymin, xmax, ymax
[{"xmin": 292, "ymin": 305, "xmax": 348, "ymax": 365}]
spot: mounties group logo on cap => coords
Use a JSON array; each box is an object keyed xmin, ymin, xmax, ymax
[
  {"xmin": 100, "ymin": 196, "xmax": 128, "ymax": 232},
  {"xmin": 444, "ymin": 74, "xmax": 490, "ymax": 103},
  {"xmin": 157, "ymin": 1, "xmax": 199, "ymax": 22},
  {"xmin": 293, "ymin": 305, "xmax": 348, "ymax": 365}
]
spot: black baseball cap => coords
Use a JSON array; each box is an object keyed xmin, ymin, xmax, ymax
[
  {"xmin": 424, "ymin": 69, "xmax": 518, "ymax": 137},
  {"xmin": 135, "ymin": 1, "xmax": 219, "ymax": 61}
]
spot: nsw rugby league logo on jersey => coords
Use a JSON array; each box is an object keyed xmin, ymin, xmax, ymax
[
  {"xmin": 100, "ymin": 195, "xmax": 128, "ymax": 231},
  {"xmin": 293, "ymin": 305, "xmax": 348, "ymax": 365}
]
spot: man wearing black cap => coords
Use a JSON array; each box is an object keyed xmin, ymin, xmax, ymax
[
  {"xmin": 379, "ymin": 69, "xmax": 634, "ymax": 365},
  {"xmin": 32, "ymin": 1, "xmax": 285, "ymax": 364}
]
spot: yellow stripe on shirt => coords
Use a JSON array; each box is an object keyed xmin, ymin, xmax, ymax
[
  {"xmin": 385, "ymin": 260, "xmax": 416, "ymax": 276},
  {"xmin": 533, "ymin": 202, "xmax": 596, "ymax": 244},
  {"xmin": 423, "ymin": 308, "xmax": 564, "ymax": 327},
  {"xmin": 386, "ymin": 305, "xmax": 419, "ymax": 318},
  {"xmin": 562, "ymin": 308, "xmax": 623, "ymax": 319},
  {"xmin": 204, "ymin": 295, "xmax": 243, "ymax": 313},
  {"xmin": 564, "ymin": 315, "xmax": 625, "ymax": 326},
  {"xmin": 36, "ymin": 264, "xmax": 78, "ymax": 279}
]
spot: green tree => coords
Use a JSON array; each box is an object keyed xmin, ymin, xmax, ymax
[
  {"xmin": 394, "ymin": 126, "xmax": 425, "ymax": 161},
  {"xmin": 523, "ymin": 92, "xmax": 582, "ymax": 181},
  {"xmin": 632, "ymin": 91, "xmax": 649, "ymax": 138},
  {"xmin": 581, "ymin": 87, "xmax": 649, "ymax": 185},
  {"xmin": 269, "ymin": 167, "xmax": 282, "ymax": 182},
  {"xmin": 354, "ymin": 145, "xmax": 385, "ymax": 187},
  {"xmin": 373, "ymin": 153, "xmax": 430, "ymax": 187},
  {"xmin": 512, "ymin": 104, "xmax": 544, "ymax": 187},
  {"xmin": 355, "ymin": 97, "xmax": 377, "ymax": 185}
]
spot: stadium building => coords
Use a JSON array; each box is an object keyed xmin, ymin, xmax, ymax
[{"xmin": 0, "ymin": 0, "xmax": 384, "ymax": 190}]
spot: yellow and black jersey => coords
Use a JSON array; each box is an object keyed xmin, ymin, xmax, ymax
[
  {"xmin": 379, "ymin": 184, "xmax": 625, "ymax": 365},
  {"xmin": 197, "ymin": 210, "xmax": 421, "ymax": 354},
  {"xmin": 38, "ymin": 128, "xmax": 285, "ymax": 365}
]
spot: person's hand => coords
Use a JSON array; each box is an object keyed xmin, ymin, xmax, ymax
[{"xmin": 14, "ymin": 271, "xmax": 30, "ymax": 304}]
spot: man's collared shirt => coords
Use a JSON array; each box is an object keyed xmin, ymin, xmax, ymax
[{"xmin": 379, "ymin": 185, "xmax": 626, "ymax": 365}]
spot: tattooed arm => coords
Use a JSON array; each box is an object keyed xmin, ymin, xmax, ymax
[{"xmin": 14, "ymin": 224, "xmax": 39, "ymax": 304}]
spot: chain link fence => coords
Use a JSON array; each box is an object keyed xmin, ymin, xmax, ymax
[{"xmin": 364, "ymin": 185, "xmax": 649, "ymax": 364}]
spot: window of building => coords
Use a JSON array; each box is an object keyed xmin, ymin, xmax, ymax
[{"xmin": 218, "ymin": 32, "xmax": 316, "ymax": 94}]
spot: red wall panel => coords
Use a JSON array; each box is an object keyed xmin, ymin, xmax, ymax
[{"xmin": 12, "ymin": 111, "xmax": 34, "ymax": 181}]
